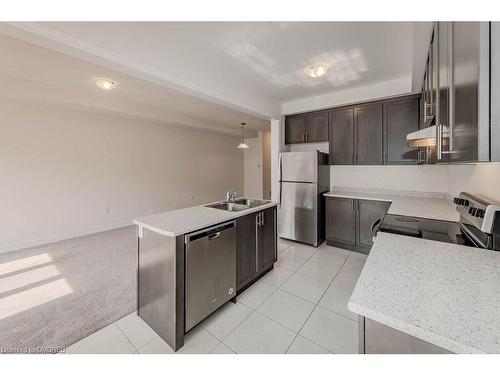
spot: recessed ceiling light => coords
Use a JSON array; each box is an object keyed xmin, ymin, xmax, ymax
[
  {"xmin": 94, "ymin": 78, "xmax": 117, "ymax": 90},
  {"xmin": 305, "ymin": 63, "xmax": 331, "ymax": 78}
]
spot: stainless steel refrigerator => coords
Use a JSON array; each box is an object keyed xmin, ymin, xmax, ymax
[{"xmin": 278, "ymin": 151, "xmax": 330, "ymax": 247}]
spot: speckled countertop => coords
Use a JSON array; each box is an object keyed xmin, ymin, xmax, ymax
[
  {"xmin": 349, "ymin": 232, "xmax": 500, "ymax": 353},
  {"xmin": 324, "ymin": 188, "xmax": 459, "ymax": 222},
  {"xmin": 133, "ymin": 200, "xmax": 277, "ymax": 237}
]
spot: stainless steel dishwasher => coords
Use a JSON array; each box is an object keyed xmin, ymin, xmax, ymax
[{"xmin": 184, "ymin": 220, "xmax": 236, "ymax": 331}]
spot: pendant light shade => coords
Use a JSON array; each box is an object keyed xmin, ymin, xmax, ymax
[{"xmin": 237, "ymin": 122, "xmax": 250, "ymax": 149}]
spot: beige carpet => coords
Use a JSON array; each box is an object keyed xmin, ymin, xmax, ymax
[{"xmin": 0, "ymin": 226, "xmax": 137, "ymax": 353}]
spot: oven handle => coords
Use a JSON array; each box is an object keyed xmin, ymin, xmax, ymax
[
  {"xmin": 457, "ymin": 222, "xmax": 486, "ymax": 249},
  {"xmin": 371, "ymin": 218, "xmax": 383, "ymax": 241}
]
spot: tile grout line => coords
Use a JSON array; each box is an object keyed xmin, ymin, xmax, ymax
[
  {"xmin": 281, "ymin": 243, "xmax": 351, "ymax": 354},
  {"xmin": 113, "ymin": 322, "xmax": 138, "ymax": 353},
  {"xmin": 285, "ymin": 248, "xmax": 353, "ymax": 354}
]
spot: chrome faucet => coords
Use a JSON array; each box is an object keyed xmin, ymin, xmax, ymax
[{"xmin": 226, "ymin": 190, "xmax": 237, "ymax": 202}]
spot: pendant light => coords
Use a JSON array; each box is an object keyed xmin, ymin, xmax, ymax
[{"xmin": 237, "ymin": 122, "xmax": 250, "ymax": 149}]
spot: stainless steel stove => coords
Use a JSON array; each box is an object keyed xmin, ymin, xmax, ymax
[{"xmin": 376, "ymin": 192, "xmax": 500, "ymax": 251}]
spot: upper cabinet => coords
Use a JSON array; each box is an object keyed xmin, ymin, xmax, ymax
[
  {"xmin": 305, "ymin": 112, "xmax": 329, "ymax": 142},
  {"xmin": 432, "ymin": 22, "xmax": 494, "ymax": 163},
  {"xmin": 384, "ymin": 97, "xmax": 419, "ymax": 164},
  {"xmin": 421, "ymin": 28, "xmax": 439, "ymax": 130},
  {"xmin": 285, "ymin": 115, "xmax": 306, "ymax": 144},
  {"xmin": 284, "ymin": 111, "xmax": 328, "ymax": 144},
  {"xmin": 354, "ymin": 103, "xmax": 383, "ymax": 165},
  {"xmin": 325, "ymin": 95, "xmax": 419, "ymax": 165},
  {"xmin": 328, "ymin": 108, "xmax": 354, "ymax": 165},
  {"xmin": 289, "ymin": 94, "xmax": 420, "ymax": 165}
]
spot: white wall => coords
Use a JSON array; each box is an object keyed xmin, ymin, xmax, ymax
[
  {"xmin": 330, "ymin": 165, "xmax": 448, "ymax": 193},
  {"xmin": 262, "ymin": 131, "xmax": 272, "ymax": 200},
  {"xmin": 282, "ymin": 77, "xmax": 412, "ymax": 115},
  {"xmin": 243, "ymin": 131, "xmax": 264, "ymax": 199},
  {"xmin": 270, "ymin": 119, "xmax": 283, "ymax": 202},
  {"xmin": 331, "ymin": 164, "xmax": 500, "ymax": 201},
  {"xmin": 0, "ymin": 100, "xmax": 244, "ymax": 252},
  {"xmin": 447, "ymin": 164, "xmax": 500, "ymax": 202}
]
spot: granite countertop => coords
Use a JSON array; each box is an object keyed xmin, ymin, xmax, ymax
[
  {"xmin": 324, "ymin": 188, "xmax": 459, "ymax": 222},
  {"xmin": 133, "ymin": 200, "xmax": 277, "ymax": 237},
  {"xmin": 348, "ymin": 232, "xmax": 500, "ymax": 353}
]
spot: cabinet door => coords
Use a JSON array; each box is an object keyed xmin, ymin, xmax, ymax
[
  {"xmin": 329, "ymin": 108, "xmax": 354, "ymax": 165},
  {"xmin": 236, "ymin": 213, "xmax": 258, "ymax": 290},
  {"xmin": 356, "ymin": 200, "xmax": 390, "ymax": 253},
  {"xmin": 325, "ymin": 197, "xmax": 356, "ymax": 248},
  {"xmin": 355, "ymin": 104, "xmax": 383, "ymax": 164},
  {"xmin": 305, "ymin": 112, "xmax": 329, "ymax": 142},
  {"xmin": 285, "ymin": 115, "xmax": 306, "ymax": 144},
  {"xmin": 437, "ymin": 22, "xmax": 450, "ymax": 163},
  {"xmin": 383, "ymin": 98, "xmax": 419, "ymax": 164},
  {"xmin": 258, "ymin": 207, "xmax": 277, "ymax": 271}
]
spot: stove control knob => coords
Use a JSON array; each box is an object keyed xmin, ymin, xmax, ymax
[
  {"xmin": 469, "ymin": 207, "xmax": 476, "ymax": 215},
  {"xmin": 475, "ymin": 209, "xmax": 483, "ymax": 218},
  {"xmin": 459, "ymin": 199, "xmax": 465, "ymax": 205},
  {"xmin": 464, "ymin": 200, "xmax": 470, "ymax": 207},
  {"xmin": 453, "ymin": 197, "xmax": 460, "ymax": 204}
]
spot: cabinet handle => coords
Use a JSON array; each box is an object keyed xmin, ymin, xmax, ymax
[
  {"xmin": 255, "ymin": 215, "xmax": 259, "ymax": 272},
  {"xmin": 303, "ymin": 133, "xmax": 306, "ymax": 142},
  {"xmin": 261, "ymin": 212, "xmax": 264, "ymax": 226}
]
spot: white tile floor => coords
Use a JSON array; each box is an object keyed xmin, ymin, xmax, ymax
[{"xmin": 65, "ymin": 240, "xmax": 367, "ymax": 354}]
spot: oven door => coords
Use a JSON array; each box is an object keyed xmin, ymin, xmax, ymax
[{"xmin": 458, "ymin": 222, "xmax": 488, "ymax": 249}]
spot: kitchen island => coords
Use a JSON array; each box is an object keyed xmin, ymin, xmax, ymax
[{"xmin": 133, "ymin": 199, "xmax": 278, "ymax": 351}]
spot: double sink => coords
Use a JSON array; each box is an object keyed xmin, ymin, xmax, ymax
[{"xmin": 205, "ymin": 198, "xmax": 270, "ymax": 212}]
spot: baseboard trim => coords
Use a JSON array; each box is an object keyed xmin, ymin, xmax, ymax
[{"xmin": 0, "ymin": 221, "xmax": 133, "ymax": 255}]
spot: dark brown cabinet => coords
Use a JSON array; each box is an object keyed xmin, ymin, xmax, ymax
[
  {"xmin": 286, "ymin": 94, "xmax": 419, "ymax": 164},
  {"xmin": 257, "ymin": 208, "xmax": 277, "ymax": 271},
  {"xmin": 236, "ymin": 207, "xmax": 276, "ymax": 291},
  {"xmin": 325, "ymin": 197, "xmax": 356, "ymax": 248},
  {"xmin": 236, "ymin": 212, "xmax": 258, "ymax": 289},
  {"xmin": 285, "ymin": 115, "xmax": 306, "ymax": 144},
  {"xmin": 305, "ymin": 112, "xmax": 329, "ymax": 142},
  {"xmin": 383, "ymin": 97, "xmax": 419, "ymax": 164},
  {"xmin": 326, "ymin": 197, "xmax": 390, "ymax": 253},
  {"xmin": 355, "ymin": 103, "xmax": 383, "ymax": 165},
  {"xmin": 356, "ymin": 200, "xmax": 391, "ymax": 252},
  {"xmin": 285, "ymin": 112, "xmax": 328, "ymax": 144},
  {"xmin": 329, "ymin": 108, "xmax": 354, "ymax": 165}
]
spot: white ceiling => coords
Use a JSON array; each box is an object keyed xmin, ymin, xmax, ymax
[
  {"xmin": 0, "ymin": 22, "xmax": 432, "ymax": 133},
  {"xmin": 0, "ymin": 33, "xmax": 267, "ymax": 136}
]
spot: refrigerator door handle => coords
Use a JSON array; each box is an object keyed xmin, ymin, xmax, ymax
[{"xmin": 278, "ymin": 153, "xmax": 283, "ymax": 207}]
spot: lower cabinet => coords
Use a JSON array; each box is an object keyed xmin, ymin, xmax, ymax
[
  {"xmin": 326, "ymin": 197, "xmax": 390, "ymax": 253},
  {"xmin": 325, "ymin": 197, "xmax": 356, "ymax": 248},
  {"xmin": 236, "ymin": 207, "xmax": 277, "ymax": 291}
]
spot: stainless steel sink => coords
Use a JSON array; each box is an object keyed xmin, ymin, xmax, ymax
[{"xmin": 205, "ymin": 198, "xmax": 269, "ymax": 212}]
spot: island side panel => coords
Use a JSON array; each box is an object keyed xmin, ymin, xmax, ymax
[
  {"xmin": 137, "ymin": 227, "xmax": 185, "ymax": 351},
  {"xmin": 361, "ymin": 317, "xmax": 451, "ymax": 354}
]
